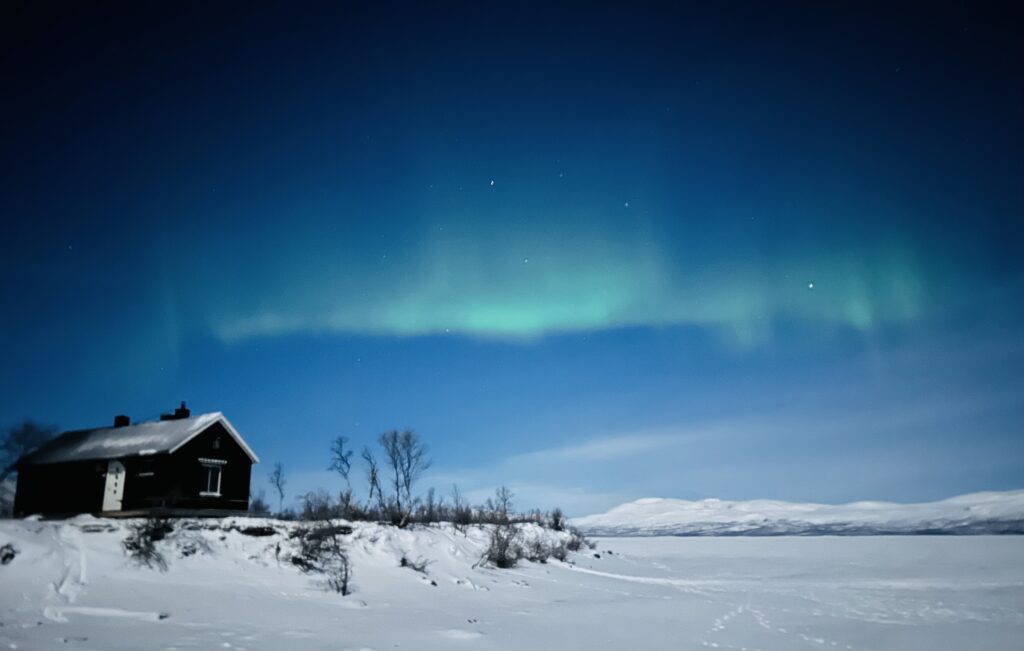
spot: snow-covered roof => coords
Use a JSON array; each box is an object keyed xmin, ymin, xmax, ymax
[{"xmin": 19, "ymin": 412, "xmax": 259, "ymax": 466}]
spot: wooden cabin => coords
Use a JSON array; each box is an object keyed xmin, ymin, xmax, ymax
[{"xmin": 12, "ymin": 403, "xmax": 259, "ymax": 517}]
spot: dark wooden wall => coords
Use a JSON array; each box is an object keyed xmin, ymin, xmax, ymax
[{"xmin": 13, "ymin": 460, "xmax": 106, "ymax": 516}]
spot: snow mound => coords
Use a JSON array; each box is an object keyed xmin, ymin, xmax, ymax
[{"xmin": 572, "ymin": 490, "xmax": 1024, "ymax": 536}]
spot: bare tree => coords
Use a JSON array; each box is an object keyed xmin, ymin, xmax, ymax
[
  {"xmin": 0, "ymin": 421, "xmax": 57, "ymax": 481},
  {"xmin": 328, "ymin": 436, "xmax": 353, "ymax": 489},
  {"xmin": 269, "ymin": 462, "xmax": 287, "ymax": 514},
  {"xmin": 378, "ymin": 430, "xmax": 404, "ymax": 514},
  {"xmin": 450, "ymin": 484, "xmax": 471, "ymax": 527},
  {"xmin": 378, "ymin": 428, "xmax": 430, "ymax": 519},
  {"xmin": 361, "ymin": 446, "xmax": 385, "ymax": 514},
  {"xmin": 423, "ymin": 487, "xmax": 437, "ymax": 523},
  {"xmin": 494, "ymin": 485, "xmax": 514, "ymax": 523}
]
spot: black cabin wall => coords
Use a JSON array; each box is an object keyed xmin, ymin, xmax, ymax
[
  {"xmin": 121, "ymin": 454, "xmax": 174, "ymax": 510},
  {"xmin": 13, "ymin": 460, "xmax": 106, "ymax": 516}
]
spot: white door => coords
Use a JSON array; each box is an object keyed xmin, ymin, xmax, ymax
[{"xmin": 102, "ymin": 460, "xmax": 126, "ymax": 512}]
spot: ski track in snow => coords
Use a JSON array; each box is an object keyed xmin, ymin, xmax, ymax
[{"xmin": 52, "ymin": 524, "xmax": 87, "ymax": 604}]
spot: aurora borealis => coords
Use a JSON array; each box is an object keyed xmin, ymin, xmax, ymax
[{"xmin": 2, "ymin": 2, "xmax": 1022, "ymax": 513}]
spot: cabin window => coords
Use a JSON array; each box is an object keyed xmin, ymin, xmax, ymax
[
  {"xmin": 199, "ymin": 459, "xmax": 226, "ymax": 496},
  {"xmin": 212, "ymin": 436, "xmax": 221, "ymax": 450},
  {"xmin": 137, "ymin": 459, "xmax": 155, "ymax": 477}
]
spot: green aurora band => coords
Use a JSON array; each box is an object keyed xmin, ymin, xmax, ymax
[{"xmin": 199, "ymin": 224, "xmax": 932, "ymax": 345}]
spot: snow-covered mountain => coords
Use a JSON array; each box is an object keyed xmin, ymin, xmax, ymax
[{"xmin": 572, "ymin": 490, "xmax": 1024, "ymax": 536}]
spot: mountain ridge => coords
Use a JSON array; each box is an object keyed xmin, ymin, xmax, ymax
[{"xmin": 572, "ymin": 490, "xmax": 1024, "ymax": 536}]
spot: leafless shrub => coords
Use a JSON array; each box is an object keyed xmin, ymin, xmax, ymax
[
  {"xmin": 175, "ymin": 530, "xmax": 213, "ymax": 558},
  {"xmin": 549, "ymin": 540, "xmax": 569, "ymax": 562},
  {"xmin": 479, "ymin": 523, "xmax": 521, "ymax": 569},
  {"xmin": 249, "ymin": 489, "xmax": 271, "ymax": 516},
  {"xmin": 399, "ymin": 554, "xmax": 433, "ymax": 574},
  {"xmin": 122, "ymin": 518, "xmax": 173, "ymax": 571},
  {"xmin": 325, "ymin": 547, "xmax": 352, "ymax": 595},
  {"xmin": 1, "ymin": 543, "xmax": 17, "ymax": 565},
  {"xmin": 549, "ymin": 507, "xmax": 565, "ymax": 531},
  {"xmin": 524, "ymin": 536, "xmax": 549, "ymax": 563},
  {"xmin": 565, "ymin": 526, "xmax": 593, "ymax": 552},
  {"xmin": 299, "ymin": 489, "xmax": 335, "ymax": 521},
  {"xmin": 523, "ymin": 537, "xmax": 569, "ymax": 564},
  {"xmin": 293, "ymin": 523, "xmax": 354, "ymax": 595}
]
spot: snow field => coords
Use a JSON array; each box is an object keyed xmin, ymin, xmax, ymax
[{"xmin": 1, "ymin": 517, "xmax": 1023, "ymax": 650}]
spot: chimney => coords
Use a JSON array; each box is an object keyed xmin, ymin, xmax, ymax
[
  {"xmin": 113, "ymin": 414, "xmax": 130, "ymax": 427},
  {"xmin": 174, "ymin": 401, "xmax": 190, "ymax": 419},
  {"xmin": 159, "ymin": 401, "xmax": 192, "ymax": 421}
]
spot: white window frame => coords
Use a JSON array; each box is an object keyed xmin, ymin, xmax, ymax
[{"xmin": 199, "ymin": 459, "xmax": 226, "ymax": 497}]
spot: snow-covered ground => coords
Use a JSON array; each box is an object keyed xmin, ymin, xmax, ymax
[
  {"xmin": 2, "ymin": 517, "xmax": 1023, "ymax": 650},
  {"xmin": 572, "ymin": 490, "xmax": 1024, "ymax": 536}
]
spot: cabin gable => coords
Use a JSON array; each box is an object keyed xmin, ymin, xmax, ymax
[{"xmin": 166, "ymin": 422, "xmax": 253, "ymax": 511}]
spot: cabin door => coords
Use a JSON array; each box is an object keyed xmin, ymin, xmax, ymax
[{"xmin": 101, "ymin": 460, "xmax": 126, "ymax": 512}]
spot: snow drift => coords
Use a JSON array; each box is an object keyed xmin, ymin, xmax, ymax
[{"xmin": 572, "ymin": 490, "xmax": 1024, "ymax": 536}]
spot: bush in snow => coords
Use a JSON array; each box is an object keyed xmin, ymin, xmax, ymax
[
  {"xmin": 549, "ymin": 540, "xmax": 569, "ymax": 562},
  {"xmin": 122, "ymin": 518, "xmax": 173, "ymax": 571},
  {"xmin": 524, "ymin": 536, "xmax": 550, "ymax": 563},
  {"xmin": 549, "ymin": 507, "xmax": 565, "ymax": 531},
  {"xmin": 481, "ymin": 522, "xmax": 522, "ymax": 569},
  {"xmin": 1, "ymin": 542, "xmax": 17, "ymax": 565},
  {"xmin": 523, "ymin": 536, "xmax": 569, "ymax": 564},
  {"xmin": 325, "ymin": 544, "xmax": 352, "ymax": 595},
  {"xmin": 299, "ymin": 489, "xmax": 336, "ymax": 521},
  {"xmin": 293, "ymin": 523, "xmax": 353, "ymax": 595},
  {"xmin": 565, "ymin": 526, "xmax": 593, "ymax": 552},
  {"xmin": 249, "ymin": 490, "xmax": 271, "ymax": 516},
  {"xmin": 399, "ymin": 554, "xmax": 433, "ymax": 574}
]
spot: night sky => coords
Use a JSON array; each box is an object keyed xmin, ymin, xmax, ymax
[{"xmin": 2, "ymin": 2, "xmax": 1023, "ymax": 514}]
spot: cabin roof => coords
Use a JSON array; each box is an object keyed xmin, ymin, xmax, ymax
[{"xmin": 17, "ymin": 412, "xmax": 260, "ymax": 466}]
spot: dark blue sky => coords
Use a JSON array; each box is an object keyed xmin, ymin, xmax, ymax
[{"xmin": 2, "ymin": 2, "xmax": 1022, "ymax": 514}]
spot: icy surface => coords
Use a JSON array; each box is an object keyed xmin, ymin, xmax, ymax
[
  {"xmin": 1, "ymin": 517, "xmax": 1023, "ymax": 650},
  {"xmin": 572, "ymin": 490, "xmax": 1024, "ymax": 536}
]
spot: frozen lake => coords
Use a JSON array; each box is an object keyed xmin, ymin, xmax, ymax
[
  {"xmin": 1, "ymin": 519, "xmax": 1022, "ymax": 650},
  {"xmin": 583, "ymin": 536, "xmax": 1024, "ymax": 651}
]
